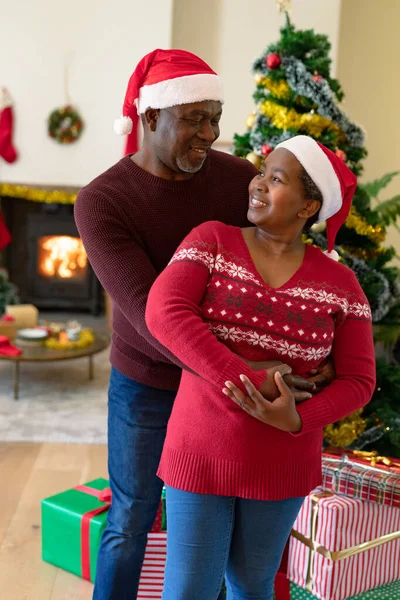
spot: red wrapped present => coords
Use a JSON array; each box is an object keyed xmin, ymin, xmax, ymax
[
  {"xmin": 138, "ymin": 532, "xmax": 167, "ymax": 599},
  {"xmin": 289, "ymin": 487, "xmax": 400, "ymax": 600},
  {"xmin": 321, "ymin": 450, "xmax": 400, "ymax": 508}
]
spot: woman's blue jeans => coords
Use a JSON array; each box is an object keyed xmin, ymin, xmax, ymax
[{"xmin": 162, "ymin": 485, "xmax": 304, "ymax": 600}]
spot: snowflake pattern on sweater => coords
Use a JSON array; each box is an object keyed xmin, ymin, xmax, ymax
[{"xmin": 169, "ymin": 228, "xmax": 371, "ymax": 372}]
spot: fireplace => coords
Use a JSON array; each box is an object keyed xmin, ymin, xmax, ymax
[
  {"xmin": 1, "ymin": 193, "xmax": 102, "ymax": 314},
  {"xmin": 37, "ymin": 235, "xmax": 88, "ymax": 280}
]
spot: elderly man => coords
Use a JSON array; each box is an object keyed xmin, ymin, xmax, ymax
[{"xmin": 75, "ymin": 48, "xmax": 328, "ymax": 600}]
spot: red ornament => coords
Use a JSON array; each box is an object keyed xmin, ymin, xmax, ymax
[
  {"xmin": 312, "ymin": 73, "xmax": 323, "ymax": 83},
  {"xmin": 266, "ymin": 53, "xmax": 281, "ymax": 69},
  {"xmin": 261, "ymin": 144, "xmax": 273, "ymax": 157},
  {"xmin": 335, "ymin": 149, "xmax": 347, "ymax": 162}
]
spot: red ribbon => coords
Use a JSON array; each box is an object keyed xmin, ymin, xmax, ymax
[{"xmin": 74, "ymin": 484, "xmax": 112, "ymax": 581}]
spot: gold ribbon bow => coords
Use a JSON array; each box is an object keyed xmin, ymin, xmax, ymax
[{"xmin": 352, "ymin": 450, "xmax": 400, "ymax": 468}]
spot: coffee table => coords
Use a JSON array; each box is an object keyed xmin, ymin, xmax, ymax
[{"xmin": 0, "ymin": 332, "xmax": 110, "ymax": 400}]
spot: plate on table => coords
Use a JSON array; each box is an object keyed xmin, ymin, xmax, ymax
[{"xmin": 17, "ymin": 328, "xmax": 48, "ymax": 340}]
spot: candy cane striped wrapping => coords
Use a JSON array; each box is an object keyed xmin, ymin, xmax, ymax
[
  {"xmin": 137, "ymin": 533, "xmax": 167, "ymax": 599},
  {"xmin": 289, "ymin": 488, "xmax": 400, "ymax": 600}
]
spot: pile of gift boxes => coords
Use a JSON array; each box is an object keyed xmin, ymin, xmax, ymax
[
  {"xmin": 42, "ymin": 479, "xmax": 167, "ymax": 599},
  {"xmin": 289, "ymin": 450, "xmax": 400, "ymax": 599},
  {"xmin": 41, "ymin": 449, "xmax": 400, "ymax": 599}
]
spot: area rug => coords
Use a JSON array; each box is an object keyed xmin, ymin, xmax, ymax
[{"xmin": 0, "ymin": 347, "xmax": 110, "ymax": 444}]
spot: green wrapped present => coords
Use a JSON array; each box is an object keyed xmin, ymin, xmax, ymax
[
  {"xmin": 162, "ymin": 486, "xmax": 167, "ymax": 531},
  {"xmin": 42, "ymin": 478, "xmax": 166, "ymax": 583},
  {"xmin": 290, "ymin": 580, "xmax": 400, "ymax": 599},
  {"xmin": 42, "ymin": 478, "xmax": 111, "ymax": 582}
]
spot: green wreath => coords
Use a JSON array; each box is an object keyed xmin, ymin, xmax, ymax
[{"xmin": 48, "ymin": 105, "xmax": 84, "ymax": 144}]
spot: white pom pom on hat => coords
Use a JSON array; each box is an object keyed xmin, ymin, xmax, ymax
[
  {"xmin": 114, "ymin": 116, "xmax": 133, "ymax": 136},
  {"xmin": 115, "ymin": 48, "xmax": 224, "ymax": 155},
  {"xmin": 275, "ymin": 135, "xmax": 357, "ymax": 261}
]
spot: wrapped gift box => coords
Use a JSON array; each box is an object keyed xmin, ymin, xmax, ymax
[
  {"xmin": 321, "ymin": 451, "xmax": 400, "ymax": 508},
  {"xmin": 138, "ymin": 532, "xmax": 167, "ymax": 600},
  {"xmin": 290, "ymin": 580, "xmax": 400, "ymax": 599},
  {"xmin": 42, "ymin": 478, "xmax": 165, "ymax": 585},
  {"xmin": 289, "ymin": 488, "xmax": 400, "ymax": 600}
]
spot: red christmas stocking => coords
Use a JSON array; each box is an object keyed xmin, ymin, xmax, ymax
[
  {"xmin": 0, "ymin": 212, "xmax": 11, "ymax": 250},
  {"xmin": 0, "ymin": 88, "xmax": 17, "ymax": 164}
]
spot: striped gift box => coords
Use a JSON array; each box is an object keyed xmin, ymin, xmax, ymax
[
  {"xmin": 289, "ymin": 488, "xmax": 400, "ymax": 600},
  {"xmin": 321, "ymin": 453, "xmax": 400, "ymax": 509},
  {"xmin": 138, "ymin": 532, "xmax": 167, "ymax": 599}
]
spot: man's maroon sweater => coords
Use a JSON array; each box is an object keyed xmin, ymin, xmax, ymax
[{"xmin": 74, "ymin": 150, "xmax": 257, "ymax": 390}]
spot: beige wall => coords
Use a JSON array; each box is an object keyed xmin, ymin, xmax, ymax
[
  {"xmin": 172, "ymin": 0, "xmax": 342, "ymax": 147},
  {"xmin": 337, "ymin": 0, "xmax": 400, "ymax": 251},
  {"xmin": 0, "ymin": 0, "xmax": 174, "ymax": 186}
]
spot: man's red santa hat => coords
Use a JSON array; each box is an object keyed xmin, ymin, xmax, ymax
[
  {"xmin": 275, "ymin": 135, "xmax": 357, "ymax": 260},
  {"xmin": 114, "ymin": 49, "xmax": 224, "ymax": 155}
]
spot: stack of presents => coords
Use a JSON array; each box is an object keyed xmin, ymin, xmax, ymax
[{"xmin": 42, "ymin": 449, "xmax": 400, "ymax": 599}]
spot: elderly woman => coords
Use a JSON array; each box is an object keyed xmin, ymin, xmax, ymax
[{"xmin": 145, "ymin": 135, "xmax": 376, "ymax": 600}]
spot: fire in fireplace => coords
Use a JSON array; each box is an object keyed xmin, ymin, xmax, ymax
[
  {"xmin": 0, "ymin": 197, "xmax": 102, "ymax": 314},
  {"xmin": 38, "ymin": 235, "xmax": 88, "ymax": 280}
]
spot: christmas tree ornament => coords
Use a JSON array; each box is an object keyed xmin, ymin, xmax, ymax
[
  {"xmin": 335, "ymin": 148, "xmax": 347, "ymax": 161},
  {"xmin": 254, "ymin": 73, "xmax": 264, "ymax": 84},
  {"xmin": 261, "ymin": 144, "xmax": 273, "ymax": 157},
  {"xmin": 312, "ymin": 72, "xmax": 323, "ymax": 83},
  {"xmin": 0, "ymin": 88, "xmax": 18, "ymax": 163},
  {"xmin": 246, "ymin": 113, "xmax": 256, "ymax": 129},
  {"xmin": 245, "ymin": 152, "xmax": 262, "ymax": 168},
  {"xmin": 311, "ymin": 221, "xmax": 326, "ymax": 233},
  {"xmin": 266, "ymin": 53, "xmax": 281, "ymax": 69},
  {"xmin": 275, "ymin": 0, "xmax": 292, "ymax": 14}
]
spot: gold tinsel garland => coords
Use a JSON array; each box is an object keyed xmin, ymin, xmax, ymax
[
  {"xmin": 342, "ymin": 245, "xmax": 387, "ymax": 260},
  {"xmin": 345, "ymin": 206, "xmax": 386, "ymax": 244},
  {"xmin": 45, "ymin": 328, "xmax": 95, "ymax": 350},
  {"xmin": 259, "ymin": 100, "xmax": 346, "ymax": 144},
  {"xmin": 0, "ymin": 183, "xmax": 77, "ymax": 205},
  {"xmin": 255, "ymin": 75, "xmax": 291, "ymax": 100},
  {"xmin": 323, "ymin": 409, "xmax": 367, "ymax": 447}
]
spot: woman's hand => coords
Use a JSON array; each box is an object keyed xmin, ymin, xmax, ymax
[{"xmin": 223, "ymin": 372, "xmax": 302, "ymax": 433}]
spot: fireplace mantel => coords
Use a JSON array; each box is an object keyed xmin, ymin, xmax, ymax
[{"xmin": 0, "ymin": 182, "xmax": 81, "ymax": 205}]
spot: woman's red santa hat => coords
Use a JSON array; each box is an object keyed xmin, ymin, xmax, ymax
[
  {"xmin": 275, "ymin": 135, "xmax": 357, "ymax": 260},
  {"xmin": 114, "ymin": 49, "xmax": 224, "ymax": 155}
]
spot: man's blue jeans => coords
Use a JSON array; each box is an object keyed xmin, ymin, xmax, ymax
[
  {"xmin": 92, "ymin": 367, "xmax": 176, "ymax": 600},
  {"xmin": 162, "ymin": 486, "xmax": 304, "ymax": 600},
  {"xmin": 93, "ymin": 367, "xmax": 228, "ymax": 600}
]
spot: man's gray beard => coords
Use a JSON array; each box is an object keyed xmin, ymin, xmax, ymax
[{"xmin": 176, "ymin": 154, "xmax": 206, "ymax": 174}]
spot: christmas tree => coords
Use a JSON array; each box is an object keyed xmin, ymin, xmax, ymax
[{"xmin": 233, "ymin": 14, "xmax": 400, "ymax": 457}]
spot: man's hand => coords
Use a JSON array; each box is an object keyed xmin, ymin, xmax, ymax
[
  {"xmin": 242, "ymin": 358, "xmax": 315, "ymax": 402},
  {"xmin": 223, "ymin": 372, "xmax": 302, "ymax": 433},
  {"xmin": 308, "ymin": 358, "xmax": 336, "ymax": 392}
]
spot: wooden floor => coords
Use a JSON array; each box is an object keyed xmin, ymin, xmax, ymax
[{"xmin": 0, "ymin": 442, "xmax": 108, "ymax": 600}]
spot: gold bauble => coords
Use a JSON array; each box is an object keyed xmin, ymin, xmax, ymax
[
  {"xmin": 246, "ymin": 113, "xmax": 256, "ymax": 129},
  {"xmin": 254, "ymin": 73, "xmax": 264, "ymax": 85},
  {"xmin": 246, "ymin": 152, "xmax": 262, "ymax": 168},
  {"xmin": 311, "ymin": 221, "xmax": 326, "ymax": 233}
]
